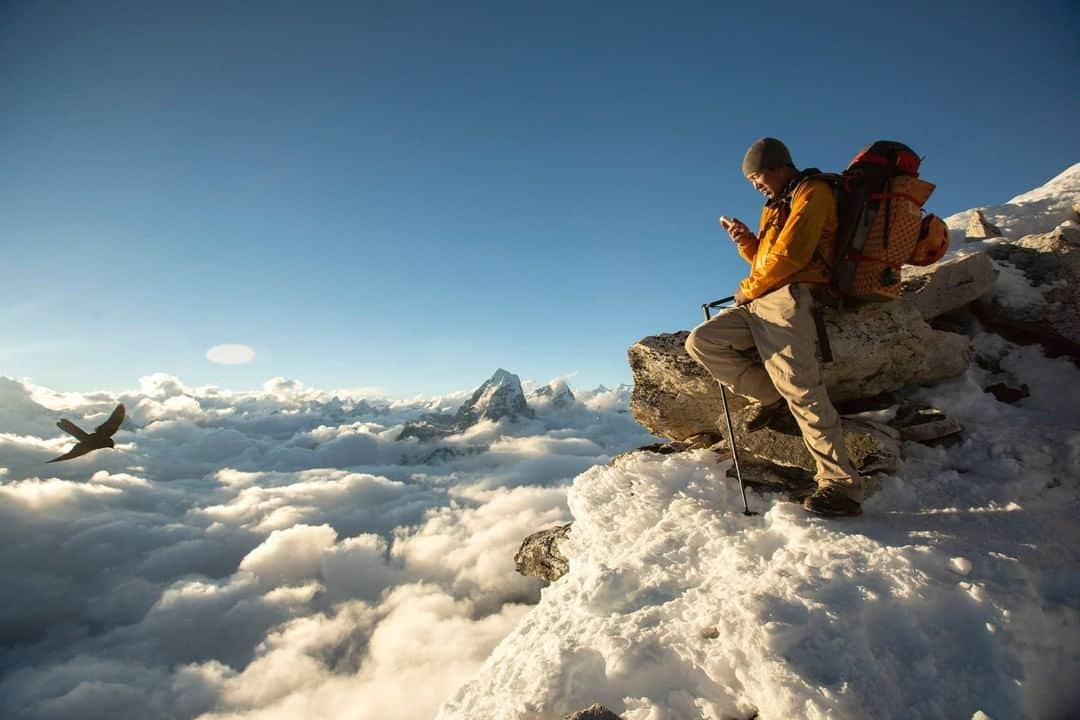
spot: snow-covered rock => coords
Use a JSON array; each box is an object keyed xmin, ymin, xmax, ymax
[
  {"xmin": 945, "ymin": 162, "xmax": 1080, "ymax": 242},
  {"xmin": 974, "ymin": 223, "xmax": 1080, "ymax": 355},
  {"xmin": 459, "ymin": 368, "xmax": 534, "ymax": 424},
  {"xmin": 532, "ymin": 380, "xmax": 577, "ymax": 409},
  {"xmin": 398, "ymin": 369, "xmax": 534, "ymax": 441},
  {"xmin": 438, "ymin": 337, "xmax": 1080, "ymax": 718},
  {"xmin": 564, "ymin": 704, "xmax": 622, "ymax": 720},
  {"xmin": 515, "ymin": 523, "xmax": 573, "ymax": 583}
]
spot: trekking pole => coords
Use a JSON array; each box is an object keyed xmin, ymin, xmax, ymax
[{"xmin": 702, "ymin": 297, "xmax": 759, "ymax": 517}]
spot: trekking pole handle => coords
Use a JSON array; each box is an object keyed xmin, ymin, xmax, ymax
[{"xmin": 702, "ymin": 295, "xmax": 737, "ymax": 321}]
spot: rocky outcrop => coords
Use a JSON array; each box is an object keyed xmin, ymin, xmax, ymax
[
  {"xmin": 966, "ymin": 209, "xmax": 1003, "ymax": 239},
  {"xmin": 399, "ymin": 369, "xmax": 534, "ymax": 441},
  {"xmin": 563, "ymin": 705, "xmax": 623, "ymax": 720},
  {"xmin": 628, "ymin": 331, "xmax": 747, "ymax": 443},
  {"xmin": 718, "ymin": 405, "xmax": 903, "ymax": 475},
  {"xmin": 974, "ymin": 224, "xmax": 1080, "ymax": 356},
  {"xmin": 629, "ymin": 301, "xmax": 970, "ymax": 442},
  {"xmin": 901, "ymin": 252, "xmax": 998, "ymax": 320},
  {"xmin": 514, "ymin": 523, "xmax": 572, "ymax": 582},
  {"xmin": 891, "ymin": 403, "xmax": 962, "ymax": 443}
]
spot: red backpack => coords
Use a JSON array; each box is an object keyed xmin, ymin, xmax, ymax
[{"xmin": 818, "ymin": 141, "xmax": 949, "ymax": 300}]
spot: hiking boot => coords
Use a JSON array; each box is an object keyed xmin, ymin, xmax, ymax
[
  {"xmin": 746, "ymin": 399, "xmax": 788, "ymax": 432},
  {"xmin": 803, "ymin": 484, "xmax": 863, "ymax": 517}
]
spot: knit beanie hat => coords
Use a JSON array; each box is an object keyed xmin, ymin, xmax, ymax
[{"xmin": 742, "ymin": 138, "xmax": 794, "ymax": 176}]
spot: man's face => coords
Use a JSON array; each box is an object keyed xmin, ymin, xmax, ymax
[{"xmin": 746, "ymin": 167, "xmax": 787, "ymax": 199}]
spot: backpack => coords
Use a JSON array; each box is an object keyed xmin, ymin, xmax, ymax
[{"xmin": 813, "ymin": 141, "xmax": 949, "ymax": 300}]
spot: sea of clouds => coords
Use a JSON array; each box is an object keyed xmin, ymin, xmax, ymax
[{"xmin": 0, "ymin": 372, "xmax": 657, "ymax": 719}]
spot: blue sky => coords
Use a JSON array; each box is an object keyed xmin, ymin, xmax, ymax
[{"xmin": 2, "ymin": 1, "xmax": 1077, "ymax": 397}]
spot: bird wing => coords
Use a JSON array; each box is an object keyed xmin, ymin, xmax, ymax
[
  {"xmin": 57, "ymin": 419, "xmax": 92, "ymax": 441},
  {"xmin": 94, "ymin": 404, "xmax": 126, "ymax": 437},
  {"xmin": 46, "ymin": 443, "xmax": 93, "ymax": 463}
]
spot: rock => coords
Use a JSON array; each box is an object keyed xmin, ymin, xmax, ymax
[
  {"xmin": 628, "ymin": 331, "xmax": 750, "ymax": 442},
  {"xmin": 564, "ymin": 705, "xmax": 623, "ymax": 720},
  {"xmin": 966, "ymin": 209, "xmax": 1003, "ymax": 239},
  {"xmin": 901, "ymin": 252, "xmax": 998, "ymax": 320},
  {"xmin": 985, "ymin": 381, "xmax": 1030, "ymax": 404},
  {"xmin": 397, "ymin": 413, "xmax": 461, "ymax": 442},
  {"xmin": 891, "ymin": 403, "xmax": 962, "ymax": 443},
  {"xmin": 614, "ymin": 433, "xmax": 723, "ymax": 463},
  {"xmin": 629, "ymin": 301, "xmax": 970, "ymax": 442},
  {"xmin": 974, "ymin": 225, "xmax": 1080, "ymax": 357},
  {"xmin": 725, "ymin": 454, "xmax": 817, "ymax": 499},
  {"xmin": 718, "ymin": 405, "xmax": 902, "ymax": 475},
  {"xmin": 514, "ymin": 523, "xmax": 572, "ymax": 583}
]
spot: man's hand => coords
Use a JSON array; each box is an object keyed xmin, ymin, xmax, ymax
[
  {"xmin": 734, "ymin": 289, "xmax": 749, "ymax": 306},
  {"xmin": 719, "ymin": 216, "xmax": 754, "ymax": 244}
]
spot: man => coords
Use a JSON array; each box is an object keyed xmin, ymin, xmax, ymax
[{"xmin": 684, "ymin": 137, "xmax": 863, "ymax": 517}]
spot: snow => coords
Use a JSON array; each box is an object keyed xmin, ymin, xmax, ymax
[
  {"xmin": 439, "ymin": 336, "xmax": 1080, "ymax": 719},
  {"xmin": 944, "ymin": 162, "xmax": 1080, "ymax": 242}
]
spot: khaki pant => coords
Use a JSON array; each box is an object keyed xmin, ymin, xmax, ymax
[{"xmin": 685, "ymin": 283, "xmax": 863, "ymax": 500}]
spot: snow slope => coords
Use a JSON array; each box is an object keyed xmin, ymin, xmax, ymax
[
  {"xmin": 438, "ymin": 167, "xmax": 1080, "ymax": 719},
  {"xmin": 438, "ymin": 339, "xmax": 1080, "ymax": 720},
  {"xmin": 944, "ymin": 162, "xmax": 1080, "ymax": 241}
]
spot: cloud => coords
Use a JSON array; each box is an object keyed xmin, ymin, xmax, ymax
[
  {"xmin": 207, "ymin": 345, "xmax": 257, "ymax": 366},
  {"xmin": 239, "ymin": 524, "xmax": 339, "ymax": 588},
  {"xmin": 191, "ymin": 585, "xmax": 531, "ymax": 720},
  {"xmin": 0, "ymin": 373, "xmax": 656, "ymax": 720},
  {"xmin": 391, "ymin": 485, "xmax": 568, "ymax": 609}
]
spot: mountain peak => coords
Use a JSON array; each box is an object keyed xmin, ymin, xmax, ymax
[
  {"xmin": 530, "ymin": 380, "xmax": 576, "ymax": 408},
  {"xmin": 456, "ymin": 369, "xmax": 533, "ymax": 424}
]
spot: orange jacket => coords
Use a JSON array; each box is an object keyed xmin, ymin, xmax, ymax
[{"xmin": 737, "ymin": 177, "xmax": 836, "ymax": 300}]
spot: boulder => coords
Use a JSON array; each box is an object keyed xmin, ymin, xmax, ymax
[
  {"xmin": 630, "ymin": 301, "xmax": 970, "ymax": 442},
  {"xmin": 985, "ymin": 380, "xmax": 1030, "ymax": 404},
  {"xmin": 891, "ymin": 403, "xmax": 963, "ymax": 443},
  {"xmin": 628, "ymin": 332, "xmax": 750, "ymax": 443},
  {"xmin": 514, "ymin": 523, "xmax": 572, "ymax": 583},
  {"xmin": 966, "ymin": 209, "xmax": 1003, "ymax": 239},
  {"xmin": 901, "ymin": 252, "xmax": 998, "ymax": 320},
  {"xmin": 718, "ymin": 405, "xmax": 903, "ymax": 475},
  {"xmin": 974, "ymin": 225, "xmax": 1080, "ymax": 356}
]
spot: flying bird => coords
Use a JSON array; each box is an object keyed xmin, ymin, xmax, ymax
[{"xmin": 47, "ymin": 404, "xmax": 126, "ymax": 463}]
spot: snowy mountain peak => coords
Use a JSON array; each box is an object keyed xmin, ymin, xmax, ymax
[
  {"xmin": 531, "ymin": 380, "xmax": 576, "ymax": 408},
  {"xmin": 456, "ymin": 369, "xmax": 533, "ymax": 423}
]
